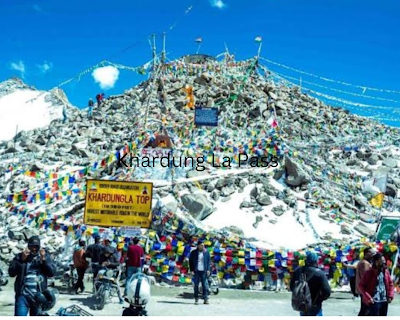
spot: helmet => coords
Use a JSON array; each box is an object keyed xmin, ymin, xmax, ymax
[
  {"xmin": 126, "ymin": 274, "xmax": 151, "ymax": 306},
  {"xmin": 35, "ymin": 288, "xmax": 57, "ymax": 311}
]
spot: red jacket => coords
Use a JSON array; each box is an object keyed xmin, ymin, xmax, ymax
[
  {"xmin": 127, "ymin": 244, "xmax": 144, "ymax": 267},
  {"xmin": 358, "ymin": 267, "xmax": 394, "ymax": 305},
  {"xmin": 73, "ymin": 248, "xmax": 88, "ymax": 269}
]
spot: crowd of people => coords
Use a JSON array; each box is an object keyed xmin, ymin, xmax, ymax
[
  {"xmin": 7, "ymin": 235, "xmax": 145, "ymax": 316},
  {"xmin": 6, "ymin": 235, "xmax": 397, "ymax": 316},
  {"xmin": 289, "ymin": 247, "xmax": 395, "ymax": 316}
]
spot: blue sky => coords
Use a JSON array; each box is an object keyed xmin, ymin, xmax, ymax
[{"xmin": 1, "ymin": 0, "xmax": 400, "ymax": 126}]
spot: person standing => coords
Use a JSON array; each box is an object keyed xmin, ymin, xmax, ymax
[
  {"xmin": 73, "ymin": 240, "xmax": 88, "ymax": 294},
  {"xmin": 343, "ymin": 251, "xmax": 360, "ymax": 299},
  {"xmin": 125, "ymin": 237, "xmax": 145, "ymax": 295},
  {"xmin": 189, "ymin": 240, "xmax": 211, "ymax": 305},
  {"xmin": 290, "ymin": 251, "xmax": 331, "ymax": 316},
  {"xmin": 356, "ymin": 247, "xmax": 374, "ymax": 316},
  {"xmin": 8, "ymin": 236, "xmax": 56, "ymax": 316},
  {"xmin": 358, "ymin": 253, "xmax": 395, "ymax": 316},
  {"xmin": 88, "ymin": 99, "xmax": 94, "ymax": 119},
  {"xmin": 85, "ymin": 234, "xmax": 104, "ymax": 289},
  {"xmin": 104, "ymin": 238, "xmax": 118, "ymax": 261}
]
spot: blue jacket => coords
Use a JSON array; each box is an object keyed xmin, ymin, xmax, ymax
[{"xmin": 189, "ymin": 248, "xmax": 211, "ymax": 273}]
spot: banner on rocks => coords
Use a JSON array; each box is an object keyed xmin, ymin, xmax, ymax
[
  {"xmin": 84, "ymin": 179, "xmax": 153, "ymax": 228},
  {"xmin": 376, "ymin": 216, "xmax": 400, "ymax": 241},
  {"xmin": 194, "ymin": 106, "xmax": 218, "ymax": 127},
  {"xmin": 120, "ymin": 226, "xmax": 142, "ymax": 238},
  {"xmin": 141, "ymin": 148, "xmax": 171, "ymax": 158}
]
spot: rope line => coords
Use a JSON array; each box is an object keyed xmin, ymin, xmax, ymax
[
  {"xmin": 260, "ymin": 56, "xmax": 400, "ymax": 95},
  {"xmin": 272, "ymin": 71, "xmax": 400, "ymax": 105}
]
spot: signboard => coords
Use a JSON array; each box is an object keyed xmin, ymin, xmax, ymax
[
  {"xmin": 141, "ymin": 148, "xmax": 171, "ymax": 158},
  {"xmin": 84, "ymin": 179, "xmax": 153, "ymax": 228},
  {"xmin": 194, "ymin": 106, "xmax": 218, "ymax": 127},
  {"xmin": 375, "ymin": 216, "xmax": 400, "ymax": 241},
  {"xmin": 120, "ymin": 227, "xmax": 142, "ymax": 238}
]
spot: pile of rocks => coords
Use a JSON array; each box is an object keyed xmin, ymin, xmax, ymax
[{"xmin": 0, "ymin": 55, "xmax": 400, "ymax": 258}]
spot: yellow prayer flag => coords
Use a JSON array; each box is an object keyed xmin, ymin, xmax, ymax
[
  {"xmin": 299, "ymin": 259, "xmax": 305, "ymax": 267},
  {"xmin": 369, "ymin": 193, "xmax": 384, "ymax": 208},
  {"xmin": 185, "ymin": 278, "xmax": 192, "ymax": 284},
  {"xmin": 268, "ymin": 259, "xmax": 275, "ymax": 267},
  {"xmin": 238, "ymin": 258, "xmax": 245, "ymax": 265},
  {"xmin": 162, "ymin": 265, "xmax": 169, "ymax": 273},
  {"xmin": 177, "ymin": 246, "xmax": 184, "ymax": 255},
  {"xmin": 238, "ymin": 250, "xmax": 245, "ymax": 257}
]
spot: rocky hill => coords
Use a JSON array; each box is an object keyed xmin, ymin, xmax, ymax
[{"xmin": 0, "ymin": 55, "xmax": 400, "ymax": 262}]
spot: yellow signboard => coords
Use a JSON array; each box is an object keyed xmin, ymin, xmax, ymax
[{"xmin": 84, "ymin": 179, "xmax": 153, "ymax": 228}]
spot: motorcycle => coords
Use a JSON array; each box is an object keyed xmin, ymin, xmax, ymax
[
  {"xmin": 93, "ymin": 266, "xmax": 122, "ymax": 310},
  {"xmin": 198, "ymin": 274, "xmax": 219, "ymax": 295},
  {"xmin": 61, "ymin": 264, "xmax": 79, "ymax": 293},
  {"xmin": 122, "ymin": 305, "xmax": 148, "ymax": 316},
  {"xmin": 48, "ymin": 260, "xmax": 72, "ymax": 288}
]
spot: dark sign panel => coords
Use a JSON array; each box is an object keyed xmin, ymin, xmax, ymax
[{"xmin": 194, "ymin": 106, "xmax": 218, "ymax": 127}]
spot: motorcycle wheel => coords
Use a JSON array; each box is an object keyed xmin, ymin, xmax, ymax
[
  {"xmin": 67, "ymin": 278, "xmax": 74, "ymax": 293},
  {"xmin": 211, "ymin": 287, "xmax": 219, "ymax": 295},
  {"xmin": 98, "ymin": 288, "xmax": 108, "ymax": 310}
]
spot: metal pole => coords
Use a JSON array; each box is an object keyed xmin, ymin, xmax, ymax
[
  {"xmin": 196, "ymin": 42, "xmax": 201, "ymax": 55},
  {"xmin": 391, "ymin": 248, "xmax": 399, "ymax": 279},
  {"xmin": 162, "ymin": 32, "xmax": 166, "ymax": 64},
  {"xmin": 257, "ymin": 42, "xmax": 263, "ymax": 60},
  {"xmin": 300, "ymin": 77, "xmax": 302, "ymax": 91},
  {"xmin": 152, "ymin": 34, "xmax": 157, "ymax": 67}
]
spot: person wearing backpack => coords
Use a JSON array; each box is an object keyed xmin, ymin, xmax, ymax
[{"xmin": 290, "ymin": 251, "xmax": 331, "ymax": 316}]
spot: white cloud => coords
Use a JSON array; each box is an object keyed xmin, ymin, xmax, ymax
[
  {"xmin": 209, "ymin": 0, "xmax": 226, "ymax": 9},
  {"xmin": 33, "ymin": 4, "xmax": 42, "ymax": 12},
  {"xmin": 92, "ymin": 66, "xmax": 120, "ymax": 90},
  {"xmin": 38, "ymin": 61, "xmax": 53, "ymax": 73},
  {"xmin": 10, "ymin": 61, "xmax": 26, "ymax": 78}
]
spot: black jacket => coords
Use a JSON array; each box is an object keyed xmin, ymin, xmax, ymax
[
  {"xmin": 290, "ymin": 266, "xmax": 331, "ymax": 310},
  {"xmin": 189, "ymin": 249, "xmax": 211, "ymax": 273},
  {"xmin": 85, "ymin": 243, "xmax": 105, "ymax": 263},
  {"xmin": 99, "ymin": 251, "xmax": 119, "ymax": 268},
  {"xmin": 8, "ymin": 251, "xmax": 55, "ymax": 297}
]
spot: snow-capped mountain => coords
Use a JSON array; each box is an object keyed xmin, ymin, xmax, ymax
[{"xmin": 0, "ymin": 78, "xmax": 74, "ymax": 142}]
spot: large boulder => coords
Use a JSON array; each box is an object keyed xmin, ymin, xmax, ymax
[
  {"xmin": 256, "ymin": 194, "xmax": 272, "ymax": 206},
  {"xmin": 354, "ymin": 222, "xmax": 375, "ymax": 237},
  {"xmin": 181, "ymin": 194, "xmax": 214, "ymax": 221},
  {"xmin": 383, "ymin": 158, "xmax": 398, "ymax": 168}
]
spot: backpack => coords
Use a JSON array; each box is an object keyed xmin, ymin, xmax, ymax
[{"xmin": 291, "ymin": 269, "xmax": 314, "ymax": 312}]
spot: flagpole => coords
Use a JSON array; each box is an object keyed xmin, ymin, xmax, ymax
[
  {"xmin": 196, "ymin": 42, "xmax": 201, "ymax": 54},
  {"xmin": 152, "ymin": 33, "xmax": 157, "ymax": 68},
  {"xmin": 162, "ymin": 32, "xmax": 166, "ymax": 64},
  {"xmin": 391, "ymin": 248, "xmax": 399, "ymax": 278},
  {"xmin": 257, "ymin": 41, "xmax": 263, "ymax": 60}
]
